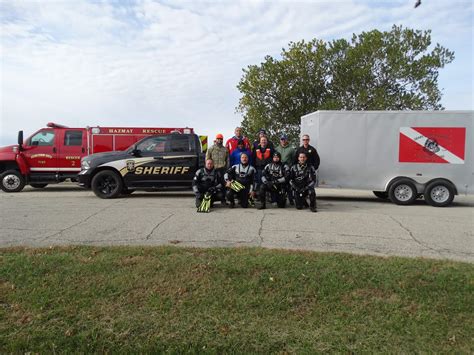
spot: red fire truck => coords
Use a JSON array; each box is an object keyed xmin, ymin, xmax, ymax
[{"xmin": 0, "ymin": 123, "xmax": 200, "ymax": 192}]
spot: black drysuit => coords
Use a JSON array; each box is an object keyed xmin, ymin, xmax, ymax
[
  {"xmin": 192, "ymin": 167, "xmax": 224, "ymax": 207},
  {"xmin": 260, "ymin": 162, "xmax": 289, "ymax": 208},
  {"xmin": 289, "ymin": 163, "xmax": 317, "ymax": 210},
  {"xmin": 224, "ymin": 164, "xmax": 256, "ymax": 208}
]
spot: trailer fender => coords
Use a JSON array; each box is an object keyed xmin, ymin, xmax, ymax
[{"xmin": 385, "ymin": 176, "xmax": 424, "ymax": 194}]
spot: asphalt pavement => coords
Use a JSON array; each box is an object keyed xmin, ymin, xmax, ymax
[{"xmin": 1, "ymin": 184, "xmax": 473, "ymax": 263}]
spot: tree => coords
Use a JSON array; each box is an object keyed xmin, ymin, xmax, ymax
[{"xmin": 237, "ymin": 25, "xmax": 454, "ymax": 145}]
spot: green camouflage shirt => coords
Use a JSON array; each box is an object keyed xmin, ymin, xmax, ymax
[{"xmin": 206, "ymin": 144, "xmax": 229, "ymax": 169}]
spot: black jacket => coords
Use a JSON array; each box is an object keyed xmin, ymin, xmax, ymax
[{"xmin": 294, "ymin": 145, "xmax": 320, "ymax": 169}]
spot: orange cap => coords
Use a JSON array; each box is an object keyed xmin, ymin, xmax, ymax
[{"xmin": 216, "ymin": 133, "xmax": 224, "ymax": 139}]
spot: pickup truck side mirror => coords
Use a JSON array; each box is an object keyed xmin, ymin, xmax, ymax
[{"xmin": 17, "ymin": 131, "xmax": 24, "ymax": 151}]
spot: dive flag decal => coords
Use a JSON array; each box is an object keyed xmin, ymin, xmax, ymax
[{"xmin": 399, "ymin": 127, "xmax": 465, "ymax": 164}]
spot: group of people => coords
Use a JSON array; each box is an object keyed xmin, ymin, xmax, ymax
[{"xmin": 192, "ymin": 127, "xmax": 320, "ymax": 213}]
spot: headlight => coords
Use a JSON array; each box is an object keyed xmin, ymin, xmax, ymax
[{"xmin": 81, "ymin": 160, "xmax": 90, "ymax": 170}]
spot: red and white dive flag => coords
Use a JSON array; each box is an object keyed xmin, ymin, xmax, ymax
[{"xmin": 399, "ymin": 127, "xmax": 466, "ymax": 164}]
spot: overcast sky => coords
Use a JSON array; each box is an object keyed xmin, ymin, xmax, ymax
[{"xmin": 1, "ymin": 0, "xmax": 472, "ymax": 146}]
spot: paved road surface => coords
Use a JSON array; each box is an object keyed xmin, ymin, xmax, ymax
[{"xmin": 1, "ymin": 184, "xmax": 473, "ymax": 263}]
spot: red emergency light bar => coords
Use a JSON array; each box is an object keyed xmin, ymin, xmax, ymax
[{"xmin": 47, "ymin": 122, "xmax": 69, "ymax": 129}]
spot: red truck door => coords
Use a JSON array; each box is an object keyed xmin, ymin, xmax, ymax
[
  {"xmin": 22, "ymin": 128, "xmax": 59, "ymax": 172},
  {"xmin": 57, "ymin": 129, "xmax": 87, "ymax": 172}
]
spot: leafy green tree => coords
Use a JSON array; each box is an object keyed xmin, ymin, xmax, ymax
[{"xmin": 237, "ymin": 25, "xmax": 454, "ymax": 145}]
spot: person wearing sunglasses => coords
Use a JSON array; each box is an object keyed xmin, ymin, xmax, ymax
[{"xmin": 294, "ymin": 134, "xmax": 320, "ymax": 170}]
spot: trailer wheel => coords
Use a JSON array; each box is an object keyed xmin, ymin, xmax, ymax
[
  {"xmin": 388, "ymin": 179, "xmax": 417, "ymax": 205},
  {"xmin": 373, "ymin": 191, "xmax": 389, "ymax": 199},
  {"xmin": 0, "ymin": 170, "xmax": 26, "ymax": 193},
  {"xmin": 91, "ymin": 170, "xmax": 123, "ymax": 199},
  {"xmin": 30, "ymin": 183, "xmax": 48, "ymax": 188},
  {"xmin": 424, "ymin": 180, "xmax": 455, "ymax": 207}
]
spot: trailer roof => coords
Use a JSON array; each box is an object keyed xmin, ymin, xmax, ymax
[{"xmin": 301, "ymin": 110, "xmax": 474, "ymax": 119}]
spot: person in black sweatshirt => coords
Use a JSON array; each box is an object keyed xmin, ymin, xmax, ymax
[{"xmin": 294, "ymin": 134, "xmax": 320, "ymax": 170}]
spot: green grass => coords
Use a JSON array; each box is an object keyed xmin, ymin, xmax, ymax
[{"xmin": 1, "ymin": 246, "xmax": 473, "ymax": 353}]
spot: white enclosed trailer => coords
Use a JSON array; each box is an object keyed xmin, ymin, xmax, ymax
[{"xmin": 300, "ymin": 110, "xmax": 473, "ymax": 207}]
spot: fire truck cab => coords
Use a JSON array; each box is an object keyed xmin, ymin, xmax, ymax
[{"xmin": 0, "ymin": 123, "xmax": 198, "ymax": 193}]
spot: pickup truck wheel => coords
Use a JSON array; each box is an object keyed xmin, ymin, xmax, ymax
[
  {"xmin": 424, "ymin": 180, "xmax": 455, "ymax": 207},
  {"xmin": 388, "ymin": 179, "xmax": 417, "ymax": 205},
  {"xmin": 373, "ymin": 191, "xmax": 388, "ymax": 199},
  {"xmin": 30, "ymin": 183, "xmax": 48, "ymax": 188},
  {"xmin": 91, "ymin": 170, "xmax": 123, "ymax": 199},
  {"xmin": 0, "ymin": 170, "xmax": 26, "ymax": 193}
]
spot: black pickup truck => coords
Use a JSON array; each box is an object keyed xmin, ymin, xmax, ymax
[{"xmin": 78, "ymin": 133, "xmax": 205, "ymax": 198}]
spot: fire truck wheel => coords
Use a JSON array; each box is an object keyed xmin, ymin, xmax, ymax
[
  {"xmin": 373, "ymin": 191, "xmax": 388, "ymax": 199},
  {"xmin": 0, "ymin": 170, "xmax": 26, "ymax": 193},
  {"xmin": 388, "ymin": 179, "xmax": 417, "ymax": 205},
  {"xmin": 30, "ymin": 183, "xmax": 48, "ymax": 188},
  {"xmin": 424, "ymin": 180, "xmax": 455, "ymax": 207},
  {"xmin": 91, "ymin": 170, "xmax": 123, "ymax": 199}
]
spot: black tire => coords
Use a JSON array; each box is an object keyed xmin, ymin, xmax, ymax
[
  {"xmin": 91, "ymin": 170, "xmax": 123, "ymax": 199},
  {"xmin": 373, "ymin": 191, "xmax": 389, "ymax": 199},
  {"xmin": 388, "ymin": 179, "xmax": 417, "ymax": 205},
  {"xmin": 0, "ymin": 170, "xmax": 26, "ymax": 193},
  {"xmin": 424, "ymin": 180, "xmax": 455, "ymax": 207},
  {"xmin": 30, "ymin": 183, "xmax": 48, "ymax": 188}
]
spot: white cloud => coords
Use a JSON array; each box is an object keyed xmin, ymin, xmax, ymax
[{"xmin": 1, "ymin": 0, "xmax": 472, "ymax": 145}]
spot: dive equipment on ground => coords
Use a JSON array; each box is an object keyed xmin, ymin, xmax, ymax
[{"xmin": 197, "ymin": 192, "xmax": 212, "ymax": 213}]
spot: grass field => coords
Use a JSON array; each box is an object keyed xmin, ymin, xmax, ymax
[{"xmin": 1, "ymin": 246, "xmax": 473, "ymax": 353}]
